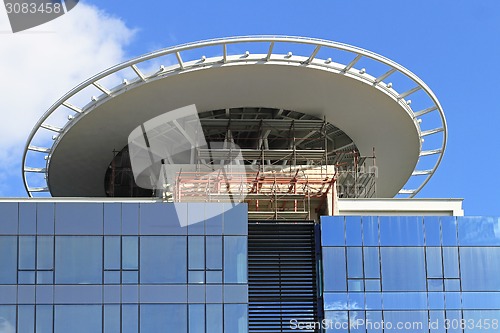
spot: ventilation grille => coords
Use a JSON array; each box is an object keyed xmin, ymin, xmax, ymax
[{"xmin": 248, "ymin": 221, "xmax": 321, "ymax": 332}]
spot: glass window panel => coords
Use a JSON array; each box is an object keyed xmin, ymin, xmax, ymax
[
  {"xmin": 122, "ymin": 237, "xmax": 138, "ymax": 270},
  {"xmin": 55, "ymin": 305, "xmax": 102, "ymax": 333},
  {"xmin": 463, "ymin": 310, "xmax": 500, "ymax": 333},
  {"xmin": 19, "ymin": 236, "xmax": 36, "ymax": 269},
  {"xmin": 205, "ymin": 204, "xmax": 223, "ymax": 235},
  {"xmin": 323, "ymin": 248, "xmax": 347, "ymax": 292},
  {"xmin": 187, "ymin": 205, "xmax": 205, "ymax": 235},
  {"xmin": 349, "ymin": 292, "xmax": 364, "ymax": 310},
  {"xmin": 104, "ymin": 271, "xmax": 120, "ymax": 284},
  {"xmin": 443, "ymin": 247, "xmax": 459, "ymax": 278},
  {"xmin": 362, "ymin": 217, "xmax": 379, "ymax": 246},
  {"xmin": 206, "ymin": 236, "xmax": 222, "ymax": 270},
  {"xmin": 36, "ymin": 305, "xmax": 53, "ymax": 333},
  {"xmin": 19, "ymin": 271, "xmax": 35, "ymax": 284},
  {"xmin": 139, "ymin": 204, "xmax": 185, "ymax": 235},
  {"xmin": 18, "ymin": 305, "xmax": 35, "ymax": 333},
  {"xmin": 349, "ymin": 310, "xmax": 365, "ymax": 333},
  {"xmin": 189, "ymin": 304, "xmax": 205, "ymax": 333},
  {"xmin": 428, "ymin": 279, "xmax": 444, "ymax": 292},
  {"xmin": 445, "ymin": 310, "xmax": 462, "ymax": 333},
  {"xmin": 426, "ymin": 247, "xmax": 443, "ymax": 278},
  {"xmin": 122, "ymin": 305, "xmax": 138, "ymax": 333},
  {"xmin": 224, "ymin": 304, "xmax": 248, "ymax": 333},
  {"xmin": 424, "ymin": 216, "xmax": 441, "ymax": 246},
  {"xmin": 325, "ymin": 310, "xmax": 348, "ymax": 333},
  {"xmin": 458, "ymin": 217, "xmax": 500, "ymax": 246},
  {"xmin": 380, "ymin": 216, "xmax": 424, "ymax": 246},
  {"xmin": 122, "ymin": 271, "xmax": 138, "ymax": 284},
  {"xmin": 37, "ymin": 203, "xmax": 54, "ymax": 235},
  {"xmin": 223, "ymin": 202, "xmax": 247, "ymax": 235},
  {"xmin": 37, "ymin": 236, "xmax": 53, "ymax": 270},
  {"xmin": 104, "ymin": 305, "xmax": 120, "ymax": 333},
  {"xmin": 324, "ymin": 293, "xmax": 348, "ymax": 311},
  {"xmin": 348, "ymin": 280, "xmax": 364, "ymax": 292},
  {"xmin": 365, "ymin": 293, "xmax": 382, "ymax": 309},
  {"xmin": 365, "ymin": 311, "xmax": 383, "ymax": 333},
  {"xmin": 0, "ymin": 305, "xmax": 16, "ymax": 333},
  {"xmin": 224, "ymin": 236, "xmax": 247, "ymax": 284},
  {"xmin": 381, "ymin": 247, "xmax": 426, "ymax": 291},
  {"xmin": 55, "ymin": 203, "xmax": 103, "ymax": 235},
  {"xmin": 140, "ymin": 236, "xmax": 187, "ymax": 283},
  {"xmin": 55, "ymin": 236, "xmax": 103, "ymax": 284},
  {"xmin": 445, "ymin": 292, "xmax": 461, "ymax": 309},
  {"xmin": 19, "ymin": 202, "xmax": 37, "ymax": 235},
  {"xmin": 0, "ymin": 203, "xmax": 18, "ymax": 234},
  {"xmin": 347, "ymin": 247, "xmax": 363, "ymax": 278},
  {"xmin": 188, "ymin": 271, "xmax": 205, "ymax": 284},
  {"xmin": 383, "ymin": 292, "xmax": 428, "ymax": 310},
  {"xmin": 104, "ymin": 203, "xmax": 121, "ymax": 235},
  {"xmin": 461, "ymin": 247, "xmax": 500, "ymax": 291},
  {"xmin": 346, "ymin": 216, "xmax": 362, "ymax": 246},
  {"xmin": 428, "ymin": 292, "xmax": 445, "ymax": 309},
  {"xmin": 445, "ymin": 279, "xmax": 461, "ymax": 291},
  {"xmin": 206, "ymin": 304, "xmax": 223, "ymax": 333},
  {"xmin": 122, "ymin": 203, "xmax": 139, "ymax": 235},
  {"xmin": 321, "ymin": 216, "xmax": 345, "ymax": 246},
  {"xmin": 462, "ymin": 292, "xmax": 500, "ymax": 309},
  {"xmin": 104, "ymin": 237, "xmax": 121, "ymax": 270},
  {"xmin": 0, "ymin": 236, "xmax": 17, "ymax": 284},
  {"xmin": 429, "ymin": 310, "xmax": 446, "ymax": 333},
  {"xmin": 37, "ymin": 271, "xmax": 53, "ymax": 284},
  {"xmin": 188, "ymin": 236, "xmax": 205, "ymax": 270},
  {"xmin": 363, "ymin": 247, "xmax": 380, "ymax": 278},
  {"xmin": 441, "ymin": 217, "xmax": 458, "ymax": 246},
  {"xmin": 206, "ymin": 271, "xmax": 222, "ymax": 284},
  {"xmin": 365, "ymin": 280, "xmax": 381, "ymax": 292},
  {"xmin": 140, "ymin": 304, "xmax": 187, "ymax": 333},
  {"xmin": 383, "ymin": 311, "xmax": 428, "ymax": 333}
]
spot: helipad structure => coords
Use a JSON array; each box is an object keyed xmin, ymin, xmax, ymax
[
  {"xmin": 10, "ymin": 36, "xmax": 500, "ymax": 333},
  {"xmin": 22, "ymin": 36, "xmax": 447, "ymax": 200}
]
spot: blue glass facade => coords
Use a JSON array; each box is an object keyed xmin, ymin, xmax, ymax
[
  {"xmin": 0, "ymin": 202, "xmax": 248, "ymax": 333},
  {"xmin": 321, "ymin": 216, "xmax": 500, "ymax": 333}
]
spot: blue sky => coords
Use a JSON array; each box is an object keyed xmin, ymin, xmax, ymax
[{"xmin": 1, "ymin": 0, "xmax": 500, "ymax": 215}]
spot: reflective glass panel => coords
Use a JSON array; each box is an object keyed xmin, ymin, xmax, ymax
[
  {"xmin": 0, "ymin": 236, "xmax": 17, "ymax": 284},
  {"xmin": 380, "ymin": 216, "xmax": 424, "ymax": 246},
  {"xmin": 426, "ymin": 247, "xmax": 443, "ymax": 278},
  {"xmin": 19, "ymin": 236, "xmax": 36, "ymax": 269},
  {"xmin": 140, "ymin": 304, "xmax": 187, "ymax": 333},
  {"xmin": 206, "ymin": 236, "xmax": 222, "ymax": 270},
  {"xmin": 55, "ymin": 305, "xmax": 102, "ymax": 333},
  {"xmin": 224, "ymin": 304, "xmax": 248, "ymax": 332},
  {"xmin": 206, "ymin": 304, "xmax": 223, "ymax": 333},
  {"xmin": 347, "ymin": 247, "xmax": 363, "ymax": 278},
  {"xmin": 458, "ymin": 217, "xmax": 500, "ymax": 246},
  {"xmin": 188, "ymin": 236, "xmax": 205, "ymax": 270},
  {"xmin": 460, "ymin": 247, "xmax": 500, "ymax": 291},
  {"xmin": 104, "ymin": 305, "xmax": 120, "ymax": 333},
  {"xmin": 104, "ymin": 236, "xmax": 121, "ymax": 270},
  {"xmin": 345, "ymin": 216, "xmax": 362, "ymax": 246},
  {"xmin": 0, "ymin": 305, "xmax": 16, "ymax": 333},
  {"xmin": 18, "ymin": 305, "xmax": 35, "ymax": 333},
  {"xmin": 363, "ymin": 247, "xmax": 380, "ymax": 279},
  {"xmin": 322, "ymin": 216, "xmax": 345, "ymax": 246},
  {"xmin": 55, "ymin": 203, "xmax": 103, "ymax": 234},
  {"xmin": 381, "ymin": 247, "xmax": 426, "ymax": 291},
  {"xmin": 140, "ymin": 236, "xmax": 187, "ymax": 283},
  {"xmin": 55, "ymin": 236, "xmax": 102, "ymax": 284},
  {"xmin": 36, "ymin": 305, "xmax": 53, "ymax": 333},
  {"xmin": 443, "ymin": 247, "xmax": 459, "ymax": 278},
  {"xmin": 189, "ymin": 304, "xmax": 205, "ymax": 333},
  {"xmin": 122, "ymin": 305, "xmax": 138, "ymax": 333},
  {"xmin": 224, "ymin": 236, "xmax": 247, "ymax": 283},
  {"xmin": 37, "ymin": 236, "xmax": 53, "ymax": 270},
  {"xmin": 323, "ymin": 248, "xmax": 346, "ymax": 292},
  {"xmin": 362, "ymin": 217, "xmax": 379, "ymax": 246},
  {"xmin": 122, "ymin": 236, "xmax": 138, "ymax": 270},
  {"xmin": 424, "ymin": 216, "xmax": 441, "ymax": 246},
  {"xmin": 441, "ymin": 217, "xmax": 458, "ymax": 246}
]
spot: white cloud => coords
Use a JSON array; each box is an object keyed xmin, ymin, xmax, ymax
[{"xmin": 0, "ymin": 3, "xmax": 136, "ymax": 196}]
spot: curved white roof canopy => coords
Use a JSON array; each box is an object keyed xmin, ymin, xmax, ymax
[{"xmin": 22, "ymin": 36, "xmax": 447, "ymax": 198}]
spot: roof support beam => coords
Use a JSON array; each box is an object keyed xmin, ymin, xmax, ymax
[
  {"xmin": 398, "ymin": 86, "xmax": 421, "ymax": 99},
  {"xmin": 222, "ymin": 44, "xmax": 227, "ymax": 63},
  {"xmin": 25, "ymin": 167, "xmax": 46, "ymax": 173},
  {"xmin": 62, "ymin": 102, "xmax": 82, "ymax": 113},
  {"xmin": 420, "ymin": 149, "xmax": 442, "ymax": 156},
  {"xmin": 175, "ymin": 52, "xmax": 185, "ymax": 69},
  {"xmin": 41, "ymin": 124, "xmax": 62, "ymax": 133},
  {"xmin": 374, "ymin": 68, "xmax": 396, "ymax": 84},
  {"xmin": 412, "ymin": 170, "xmax": 432, "ymax": 176},
  {"xmin": 28, "ymin": 146, "xmax": 51, "ymax": 153},
  {"xmin": 414, "ymin": 106, "xmax": 438, "ymax": 117},
  {"xmin": 304, "ymin": 45, "xmax": 321, "ymax": 64},
  {"xmin": 421, "ymin": 127, "xmax": 444, "ymax": 137},
  {"xmin": 266, "ymin": 42, "xmax": 275, "ymax": 61},
  {"xmin": 92, "ymin": 82, "xmax": 111, "ymax": 95},
  {"xmin": 342, "ymin": 54, "xmax": 362, "ymax": 73},
  {"xmin": 131, "ymin": 64, "xmax": 146, "ymax": 81}
]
